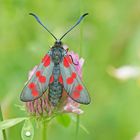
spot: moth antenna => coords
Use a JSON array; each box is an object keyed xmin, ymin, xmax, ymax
[
  {"xmin": 29, "ymin": 13, "xmax": 57, "ymax": 40},
  {"xmin": 59, "ymin": 13, "xmax": 88, "ymax": 41}
]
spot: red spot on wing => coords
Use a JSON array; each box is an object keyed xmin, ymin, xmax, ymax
[
  {"xmin": 67, "ymin": 55, "xmax": 72, "ymax": 64},
  {"xmin": 66, "ymin": 77, "xmax": 73, "ymax": 84},
  {"xmin": 49, "ymin": 75, "xmax": 54, "ymax": 84},
  {"xmin": 36, "ymin": 71, "xmax": 41, "ymax": 77},
  {"xmin": 39, "ymin": 76, "xmax": 46, "ymax": 83},
  {"xmin": 43, "ymin": 56, "xmax": 51, "ymax": 67},
  {"xmin": 28, "ymin": 82, "xmax": 36, "ymax": 89},
  {"xmin": 71, "ymin": 72, "xmax": 77, "ymax": 79},
  {"xmin": 63, "ymin": 55, "xmax": 73, "ymax": 68},
  {"xmin": 42, "ymin": 54, "xmax": 49, "ymax": 63},
  {"xmin": 59, "ymin": 74, "xmax": 63, "ymax": 84},
  {"xmin": 63, "ymin": 57, "xmax": 69, "ymax": 68},
  {"xmin": 75, "ymin": 84, "xmax": 83, "ymax": 91},
  {"xmin": 32, "ymin": 89, "xmax": 39, "ymax": 97},
  {"xmin": 66, "ymin": 72, "xmax": 77, "ymax": 85},
  {"xmin": 72, "ymin": 91, "xmax": 80, "ymax": 99}
]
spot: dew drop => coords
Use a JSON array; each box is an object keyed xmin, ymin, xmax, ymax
[{"xmin": 25, "ymin": 131, "xmax": 31, "ymax": 137}]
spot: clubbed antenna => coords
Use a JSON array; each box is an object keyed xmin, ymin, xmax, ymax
[
  {"xmin": 59, "ymin": 13, "xmax": 88, "ymax": 40},
  {"xmin": 29, "ymin": 13, "xmax": 57, "ymax": 40}
]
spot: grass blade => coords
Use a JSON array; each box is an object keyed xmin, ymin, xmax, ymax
[{"xmin": 0, "ymin": 117, "xmax": 27, "ymax": 130}]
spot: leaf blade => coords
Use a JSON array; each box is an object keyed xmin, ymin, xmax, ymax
[
  {"xmin": 21, "ymin": 119, "xmax": 34, "ymax": 140},
  {"xmin": 56, "ymin": 114, "xmax": 71, "ymax": 127},
  {"xmin": 0, "ymin": 117, "xmax": 27, "ymax": 130}
]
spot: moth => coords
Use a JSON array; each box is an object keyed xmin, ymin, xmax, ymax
[{"xmin": 20, "ymin": 13, "xmax": 91, "ymax": 106}]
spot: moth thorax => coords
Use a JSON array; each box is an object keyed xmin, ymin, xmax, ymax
[{"xmin": 51, "ymin": 47, "xmax": 63, "ymax": 64}]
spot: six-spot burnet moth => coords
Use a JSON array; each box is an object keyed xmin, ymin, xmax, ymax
[{"xmin": 20, "ymin": 13, "xmax": 91, "ymax": 106}]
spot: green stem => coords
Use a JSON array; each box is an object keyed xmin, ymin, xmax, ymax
[
  {"xmin": 79, "ymin": 0, "xmax": 84, "ymax": 56},
  {"xmin": 75, "ymin": 115, "xmax": 80, "ymax": 140},
  {"xmin": 42, "ymin": 122, "xmax": 47, "ymax": 140},
  {"xmin": 0, "ymin": 105, "xmax": 7, "ymax": 140}
]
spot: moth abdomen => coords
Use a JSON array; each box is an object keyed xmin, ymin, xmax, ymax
[
  {"xmin": 49, "ymin": 83, "xmax": 63, "ymax": 106},
  {"xmin": 48, "ymin": 61, "xmax": 63, "ymax": 106}
]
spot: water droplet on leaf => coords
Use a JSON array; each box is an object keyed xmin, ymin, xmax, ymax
[
  {"xmin": 21, "ymin": 119, "xmax": 34, "ymax": 140},
  {"xmin": 25, "ymin": 131, "xmax": 31, "ymax": 137}
]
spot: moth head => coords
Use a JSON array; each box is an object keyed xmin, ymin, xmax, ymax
[{"xmin": 54, "ymin": 40, "xmax": 63, "ymax": 47}]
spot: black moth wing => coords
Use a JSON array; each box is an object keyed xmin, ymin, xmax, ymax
[
  {"xmin": 20, "ymin": 52, "xmax": 54, "ymax": 102},
  {"xmin": 60, "ymin": 55, "xmax": 91, "ymax": 104}
]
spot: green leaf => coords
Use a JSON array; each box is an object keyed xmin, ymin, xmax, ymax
[
  {"xmin": 56, "ymin": 114, "xmax": 71, "ymax": 127},
  {"xmin": 0, "ymin": 130, "xmax": 4, "ymax": 140},
  {"xmin": 21, "ymin": 119, "xmax": 34, "ymax": 140},
  {"xmin": 0, "ymin": 105, "xmax": 7, "ymax": 139},
  {"xmin": 0, "ymin": 117, "xmax": 27, "ymax": 130}
]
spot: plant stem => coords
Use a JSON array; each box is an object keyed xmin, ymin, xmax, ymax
[
  {"xmin": 0, "ymin": 105, "xmax": 7, "ymax": 140},
  {"xmin": 79, "ymin": 0, "xmax": 84, "ymax": 56},
  {"xmin": 42, "ymin": 121, "xmax": 47, "ymax": 140},
  {"xmin": 75, "ymin": 114, "xmax": 80, "ymax": 140}
]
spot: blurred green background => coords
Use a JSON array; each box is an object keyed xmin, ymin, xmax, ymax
[{"xmin": 0, "ymin": 0, "xmax": 140, "ymax": 140}]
